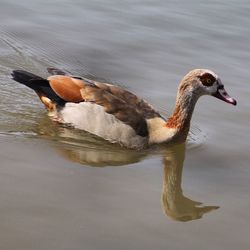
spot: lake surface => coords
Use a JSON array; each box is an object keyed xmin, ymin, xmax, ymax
[{"xmin": 0, "ymin": 0, "xmax": 250, "ymax": 249}]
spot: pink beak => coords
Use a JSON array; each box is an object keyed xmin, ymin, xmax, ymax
[{"xmin": 212, "ymin": 81, "xmax": 237, "ymax": 106}]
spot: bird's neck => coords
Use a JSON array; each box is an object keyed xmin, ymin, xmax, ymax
[
  {"xmin": 147, "ymin": 89, "xmax": 200, "ymax": 145},
  {"xmin": 165, "ymin": 91, "xmax": 199, "ymax": 142}
]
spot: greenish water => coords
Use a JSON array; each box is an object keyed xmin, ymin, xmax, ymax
[{"xmin": 0, "ymin": 0, "xmax": 250, "ymax": 249}]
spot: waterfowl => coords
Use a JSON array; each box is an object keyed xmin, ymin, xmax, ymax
[{"xmin": 11, "ymin": 68, "xmax": 236, "ymax": 149}]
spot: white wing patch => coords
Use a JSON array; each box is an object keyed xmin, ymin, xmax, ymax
[{"xmin": 59, "ymin": 102, "xmax": 147, "ymax": 149}]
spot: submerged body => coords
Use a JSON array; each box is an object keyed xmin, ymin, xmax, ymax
[{"xmin": 11, "ymin": 68, "xmax": 236, "ymax": 149}]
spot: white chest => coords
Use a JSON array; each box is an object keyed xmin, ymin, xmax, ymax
[{"xmin": 146, "ymin": 117, "xmax": 177, "ymax": 144}]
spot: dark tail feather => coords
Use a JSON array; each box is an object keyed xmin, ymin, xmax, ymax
[
  {"xmin": 11, "ymin": 70, "xmax": 44, "ymax": 85},
  {"xmin": 11, "ymin": 70, "xmax": 65, "ymax": 106}
]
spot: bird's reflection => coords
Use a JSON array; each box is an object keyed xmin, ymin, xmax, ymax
[
  {"xmin": 37, "ymin": 117, "xmax": 219, "ymax": 221},
  {"xmin": 161, "ymin": 144, "xmax": 219, "ymax": 222},
  {"xmin": 37, "ymin": 117, "xmax": 147, "ymax": 166},
  {"xmin": 57, "ymin": 141, "xmax": 147, "ymax": 167}
]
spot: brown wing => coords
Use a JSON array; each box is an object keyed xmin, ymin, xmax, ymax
[
  {"xmin": 47, "ymin": 68, "xmax": 162, "ymax": 119},
  {"xmin": 46, "ymin": 73, "xmax": 162, "ymax": 135},
  {"xmin": 47, "ymin": 67, "xmax": 162, "ymax": 119},
  {"xmin": 48, "ymin": 75, "xmax": 85, "ymax": 102},
  {"xmin": 82, "ymin": 78, "xmax": 163, "ymax": 120},
  {"xmin": 80, "ymin": 85, "xmax": 149, "ymax": 136}
]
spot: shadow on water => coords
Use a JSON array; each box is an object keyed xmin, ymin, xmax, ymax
[{"xmin": 35, "ymin": 116, "xmax": 219, "ymax": 222}]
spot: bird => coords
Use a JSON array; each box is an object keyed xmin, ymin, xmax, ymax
[{"xmin": 11, "ymin": 68, "xmax": 236, "ymax": 149}]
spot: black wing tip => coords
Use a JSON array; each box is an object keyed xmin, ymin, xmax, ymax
[{"xmin": 47, "ymin": 67, "xmax": 66, "ymax": 75}]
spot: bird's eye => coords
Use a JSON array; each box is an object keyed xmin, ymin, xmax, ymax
[{"xmin": 198, "ymin": 73, "xmax": 215, "ymax": 87}]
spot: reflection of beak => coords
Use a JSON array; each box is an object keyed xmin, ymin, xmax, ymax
[{"xmin": 212, "ymin": 81, "xmax": 237, "ymax": 106}]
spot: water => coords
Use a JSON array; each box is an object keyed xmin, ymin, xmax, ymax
[{"xmin": 0, "ymin": 0, "xmax": 250, "ymax": 249}]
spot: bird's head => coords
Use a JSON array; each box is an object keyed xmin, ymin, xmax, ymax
[{"xmin": 179, "ymin": 69, "xmax": 237, "ymax": 106}]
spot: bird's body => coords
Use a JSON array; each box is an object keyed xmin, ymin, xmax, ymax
[{"xmin": 11, "ymin": 68, "xmax": 236, "ymax": 149}]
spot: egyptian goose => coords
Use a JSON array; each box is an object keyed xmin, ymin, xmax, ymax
[{"xmin": 11, "ymin": 68, "xmax": 236, "ymax": 149}]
